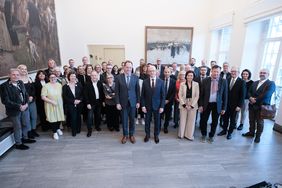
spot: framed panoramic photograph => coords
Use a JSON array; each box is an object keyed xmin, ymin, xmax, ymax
[
  {"xmin": 0, "ymin": 0, "xmax": 60, "ymax": 79},
  {"xmin": 145, "ymin": 26, "xmax": 193, "ymax": 65}
]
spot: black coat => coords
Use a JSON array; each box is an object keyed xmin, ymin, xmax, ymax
[
  {"xmin": 84, "ymin": 80, "xmax": 105, "ymax": 106},
  {"xmin": 226, "ymin": 77, "xmax": 246, "ymax": 110}
]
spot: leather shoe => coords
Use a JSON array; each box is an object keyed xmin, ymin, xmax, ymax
[
  {"xmin": 22, "ymin": 139, "xmax": 36, "ymax": 144},
  {"xmin": 144, "ymin": 136, "xmax": 149, "ymax": 142},
  {"xmin": 87, "ymin": 130, "xmax": 92, "ymax": 137},
  {"xmin": 164, "ymin": 128, "xmax": 168, "ymax": 134},
  {"xmin": 154, "ymin": 136, "xmax": 159, "ymax": 144},
  {"xmin": 254, "ymin": 136, "xmax": 260, "ymax": 143},
  {"xmin": 242, "ymin": 132, "xmax": 254, "ymax": 137},
  {"xmin": 121, "ymin": 136, "xmax": 128, "ymax": 144},
  {"xmin": 129, "ymin": 136, "xmax": 136, "ymax": 144},
  {"xmin": 237, "ymin": 124, "xmax": 243, "ymax": 130},
  {"xmin": 96, "ymin": 127, "xmax": 101, "ymax": 132},
  {"xmin": 226, "ymin": 134, "xmax": 232, "ymax": 140},
  {"xmin": 15, "ymin": 144, "xmax": 29, "ymax": 150},
  {"xmin": 217, "ymin": 130, "xmax": 226, "ymax": 136}
]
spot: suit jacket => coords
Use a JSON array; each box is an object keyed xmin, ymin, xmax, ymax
[
  {"xmin": 226, "ymin": 77, "xmax": 246, "ymax": 110},
  {"xmin": 141, "ymin": 78, "xmax": 165, "ymax": 111},
  {"xmin": 178, "ymin": 81, "xmax": 199, "ymax": 110},
  {"xmin": 220, "ymin": 71, "xmax": 231, "ymax": 80},
  {"xmin": 115, "ymin": 74, "xmax": 140, "ymax": 108},
  {"xmin": 62, "ymin": 82, "xmax": 84, "ymax": 108},
  {"xmin": 0, "ymin": 80, "xmax": 29, "ymax": 116},
  {"xmin": 77, "ymin": 74, "xmax": 86, "ymax": 87},
  {"xmin": 199, "ymin": 77, "xmax": 228, "ymax": 114},
  {"xmin": 164, "ymin": 78, "xmax": 176, "ymax": 104},
  {"xmin": 155, "ymin": 64, "xmax": 165, "ymax": 79},
  {"xmin": 249, "ymin": 79, "xmax": 276, "ymax": 108},
  {"xmin": 170, "ymin": 70, "xmax": 179, "ymax": 80},
  {"xmin": 84, "ymin": 80, "xmax": 105, "ymax": 106}
]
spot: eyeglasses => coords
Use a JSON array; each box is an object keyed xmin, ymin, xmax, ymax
[{"xmin": 107, "ymin": 77, "xmax": 113, "ymax": 79}]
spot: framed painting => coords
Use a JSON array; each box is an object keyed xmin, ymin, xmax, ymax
[
  {"xmin": 0, "ymin": 0, "xmax": 61, "ymax": 79},
  {"xmin": 145, "ymin": 26, "xmax": 193, "ymax": 65}
]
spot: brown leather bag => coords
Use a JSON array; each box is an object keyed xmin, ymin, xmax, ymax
[{"xmin": 260, "ymin": 104, "xmax": 276, "ymax": 119}]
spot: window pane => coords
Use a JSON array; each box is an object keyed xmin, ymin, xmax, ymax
[
  {"xmin": 268, "ymin": 15, "xmax": 282, "ymax": 38},
  {"xmin": 261, "ymin": 41, "xmax": 280, "ymax": 79}
]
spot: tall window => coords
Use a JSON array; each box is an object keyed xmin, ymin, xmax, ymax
[
  {"xmin": 260, "ymin": 15, "xmax": 282, "ymax": 107},
  {"xmin": 209, "ymin": 26, "xmax": 232, "ymax": 66}
]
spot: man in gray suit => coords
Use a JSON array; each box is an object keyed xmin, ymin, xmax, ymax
[{"xmin": 115, "ymin": 61, "xmax": 140, "ymax": 144}]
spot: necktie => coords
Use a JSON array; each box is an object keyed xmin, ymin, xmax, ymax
[
  {"xmin": 126, "ymin": 76, "xmax": 130, "ymax": 88},
  {"xmin": 230, "ymin": 78, "xmax": 235, "ymax": 90},
  {"xmin": 152, "ymin": 79, "xmax": 155, "ymax": 88},
  {"xmin": 165, "ymin": 79, "xmax": 168, "ymax": 92}
]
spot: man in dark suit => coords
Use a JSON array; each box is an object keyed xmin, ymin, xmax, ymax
[
  {"xmin": 115, "ymin": 61, "xmax": 140, "ymax": 144},
  {"xmin": 242, "ymin": 68, "xmax": 276, "ymax": 143},
  {"xmin": 68, "ymin": 59, "xmax": 77, "ymax": 72},
  {"xmin": 155, "ymin": 58, "xmax": 165, "ymax": 79},
  {"xmin": 190, "ymin": 58, "xmax": 200, "ymax": 78},
  {"xmin": 141, "ymin": 65, "xmax": 165, "ymax": 144},
  {"xmin": 170, "ymin": 62, "xmax": 179, "ymax": 80},
  {"xmin": 162, "ymin": 67, "xmax": 176, "ymax": 133},
  {"xmin": 199, "ymin": 65, "xmax": 228, "ymax": 143},
  {"xmin": 44, "ymin": 58, "xmax": 56, "ymax": 78},
  {"xmin": 218, "ymin": 66, "xmax": 246, "ymax": 139},
  {"xmin": 0, "ymin": 69, "xmax": 36, "ymax": 150},
  {"xmin": 84, "ymin": 70, "xmax": 105, "ymax": 137},
  {"xmin": 220, "ymin": 62, "xmax": 231, "ymax": 80}
]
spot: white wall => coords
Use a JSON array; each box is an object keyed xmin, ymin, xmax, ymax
[{"xmin": 54, "ymin": 0, "xmax": 211, "ymax": 67}]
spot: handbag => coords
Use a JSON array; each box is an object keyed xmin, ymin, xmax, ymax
[{"xmin": 260, "ymin": 104, "xmax": 276, "ymax": 119}]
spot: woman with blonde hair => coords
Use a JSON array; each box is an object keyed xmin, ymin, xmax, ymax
[
  {"xmin": 178, "ymin": 70, "xmax": 199, "ymax": 140},
  {"xmin": 17, "ymin": 64, "xmax": 39, "ymax": 138}
]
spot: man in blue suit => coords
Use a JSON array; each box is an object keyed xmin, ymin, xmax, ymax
[
  {"xmin": 242, "ymin": 68, "xmax": 276, "ymax": 143},
  {"xmin": 115, "ymin": 61, "xmax": 140, "ymax": 144},
  {"xmin": 199, "ymin": 65, "xmax": 228, "ymax": 143},
  {"xmin": 141, "ymin": 65, "xmax": 165, "ymax": 144}
]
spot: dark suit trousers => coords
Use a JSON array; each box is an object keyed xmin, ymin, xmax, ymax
[
  {"xmin": 105, "ymin": 104, "xmax": 120, "ymax": 130},
  {"xmin": 200, "ymin": 102, "xmax": 220, "ymax": 137},
  {"xmin": 249, "ymin": 106, "xmax": 264, "ymax": 137},
  {"xmin": 163, "ymin": 103, "xmax": 172, "ymax": 128},
  {"xmin": 121, "ymin": 103, "xmax": 136, "ymax": 136},
  {"xmin": 66, "ymin": 105, "xmax": 82, "ymax": 135},
  {"xmin": 145, "ymin": 109, "xmax": 161, "ymax": 137},
  {"xmin": 87, "ymin": 101, "xmax": 102, "ymax": 130},
  {"xmin": 222, "ymin": 106, "xmax": 238, "ymax": 134},
  {"xmin": 174, "ymin": 101, "xmax": 180, "ymax": 126}
]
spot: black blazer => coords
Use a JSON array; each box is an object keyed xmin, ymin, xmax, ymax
[
  {"xmin": 220, "ymin": 71, "xmax": 231, "ymax": 80},
  {"xmin": 0, "ymin": 80, "xmax": 29, "ymax": 116},
  {"xmin": 199, "ymin": 77, "xmax": 228, "ymax": 114},
  {"xmin": 227, "ymin": 77, "xmax": 246, "ymax": 110},
  {"xmin": 84, "ymin": 80, "xmax": 105, "ymax": 106},
  {"xmin": 164, "ymin": 78, "xmax": 176, "ymax": 104},
  {"xmin": 62, "ymin": 82, "xmax": 84, "ymax": 108},
  {"xmin": 77, "ymin": 74, "xmax": 86, "ymax": 87}
]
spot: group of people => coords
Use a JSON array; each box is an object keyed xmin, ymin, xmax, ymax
[{"xmin": 0, "ymin": 56, "xmax": 276, "ymax": 150}]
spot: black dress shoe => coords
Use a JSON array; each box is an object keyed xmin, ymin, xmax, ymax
[
  {"xmin": 96, "ymin": 127, "xmax": 101, "ymax": 132},
  {"xmin": 217, "ymin": 130, "xmax": 226, "ymax": 136},
  {"xmin": 28, "ymin": 131, "xmax": 35, "ymax": 139},
  {"xmin": 154, "ymin": 136, "xmax": 159, "ymax": 144},
  {"xmin": 87, "ymin": 131, "xmax": 92, "ymax": 137},
  {"xmin": 237, "ymin": 124, "xmax": 243, "ymax": 130},
  {"xmin": 115, "ymin": 128, "xmax": 120, "ymax": 132},
  {"xmin": 254, "ymin": 136, "xmax": 260, "ymax": 143},
  {"xmin": 22, "ymin": 139, "xmax": 36, "ymax": 144},
  {"xmin": 15, "ymin": 144, "xmax": 29, "ymax": 150},
  {"xmin": 144, "ymin": 136, "xmax": 149, "ymax": 142},
  {"xmin": 242, "ymin": 132, "xmax": 254, "ymax": 137},
  {"xmin": 108, "ymin": 127, "xmax": 114, "ymax": 132},
  {"xmin": 164, "ymin": 128, "xmax": 168, "ymax": 134},
  {"xmin": 226, "ymin": 134, "xmax": 232, "ymax": 140}
]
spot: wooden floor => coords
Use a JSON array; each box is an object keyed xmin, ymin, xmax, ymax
[{"xmin": 0, "ymin": 119, "xmax": 282, "ymax": 188}]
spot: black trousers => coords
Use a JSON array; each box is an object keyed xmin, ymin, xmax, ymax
[
  {"xmin": 222, "ymin": 106, "xmax": 238, "ymax": 134},
  {"xmin": 66, "ymin": 105, "xmax": 82, "ymax": 135},
  {"xmin": 163, "ymin": 103, "xmax": 173, "ymax": 128},
  {"xmin": 87, "ymin": 101, "xmax": 102, "ymax": 130},
  {"xmin": 105, "ymin": 104, "xmax": 120, "ymax": 130},
  {"xmin": 249, "ymin": 106, "xmax": 264, "ymax": 137},
  {"xmin": 174, "ymin": 101, "xmax": 180, "ymax": 126},
  {"xmin": 49, "ymin": 122, "xmax": 61, "ymax": 133},
  {"xmin": 200, "ymin": 102, "xmax": 220, "ymax": 138}
]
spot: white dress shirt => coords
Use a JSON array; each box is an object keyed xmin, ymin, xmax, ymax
[{"xmin": 92, "ymin": 81, "xmax": 99, "ymax": 99}]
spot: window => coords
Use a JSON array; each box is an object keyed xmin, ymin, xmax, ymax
[{"xmin": 209, "ymin": 26, "xmax": 232, "ymax": 66}]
